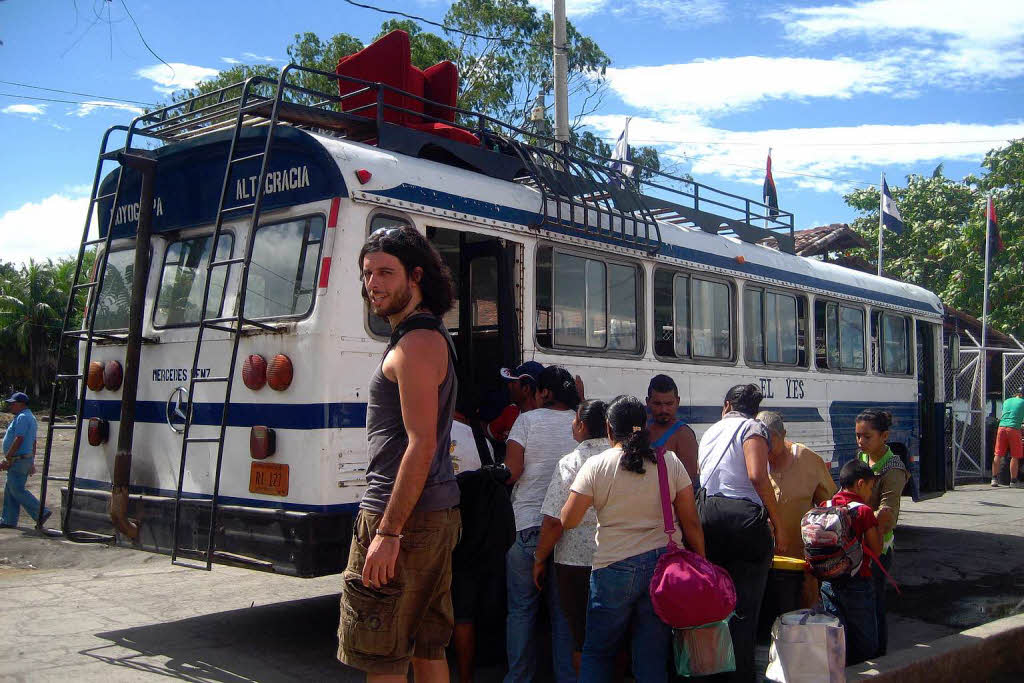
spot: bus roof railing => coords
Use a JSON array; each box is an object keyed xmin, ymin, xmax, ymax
[{"xmin": 125, "ymin": 65, "xmax": 796, "ymax": 255}]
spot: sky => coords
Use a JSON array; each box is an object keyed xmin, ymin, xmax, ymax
[{"xmin": 2, "ymin": 0, "xmax": 1023, "ymax": 266}]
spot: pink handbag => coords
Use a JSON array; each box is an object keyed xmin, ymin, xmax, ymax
[{"xmin": 649, "ymin": 448, "xmax": 737, "ymax": 629}]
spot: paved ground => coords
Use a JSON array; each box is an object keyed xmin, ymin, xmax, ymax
[{"xmin": 3, "ymin": 442, "xmax": 1024, "ymax": 683}]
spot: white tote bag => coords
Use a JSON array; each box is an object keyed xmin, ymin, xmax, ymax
[{"xmin": 765, "ymin": 609, "xmax": 846, "ymax": 683}]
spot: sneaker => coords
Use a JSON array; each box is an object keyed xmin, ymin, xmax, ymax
[
  {"xmin": 992, "ymin": 479, "xmax": 1002, "ymax": 487},
  {"xmin": 1011, "ymin": 482, "xmax": 1024, "ymax": 489}
]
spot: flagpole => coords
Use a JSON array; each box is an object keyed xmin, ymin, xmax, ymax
[
  {"xmin": 764, "ymin": 147, "xmax": 772, "ymax": 231},
  {"xmin": 981, "ymin": 194, "xmax": 992, "ymax": 480},
  {"xmin": 878, "ymin": 172, "xmax": 884, "ymax": 277}
]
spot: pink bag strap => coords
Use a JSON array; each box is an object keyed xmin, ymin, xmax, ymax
[
  {"xmin": 862, "ymin": 544, "xmax": 901, "ymax": 594},
  {"xmin": 654, "ymin": 447, "xmax": 678, "ymax": 550}
]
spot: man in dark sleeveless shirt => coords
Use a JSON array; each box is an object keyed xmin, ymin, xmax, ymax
[
  {"xmin": 337, "ymin": 226, "xmax": 461, "ymax": 682},
  {"xmin": 646, "ymin": 374, "xmax": 698, "ymax": 483}
]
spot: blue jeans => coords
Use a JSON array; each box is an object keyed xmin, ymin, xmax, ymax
[
  {"xmin": 1, "ymin": 459, "xmax": 48, "ymax": 527},
  {"xmin": 873, "ymin": 549, "xmax": 894, "ymax": 655},
  {"xmin": 821, "ymin": 576, "xmax": 878, "ymax": 665},
  {"xmin": 505, "ymin": 526, "xmax": 575, "ymax": 683},
  {"xmin": 580, "ymin": 547, "xmax": 670, "ymax": 683}
]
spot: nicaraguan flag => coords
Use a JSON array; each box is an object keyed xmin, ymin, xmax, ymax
[
  {"xmin": 609, "ymin": 117, "xmax": 634, "ymax": 182},
  {"xmin": 881, "ymin": 177, "xmax": 905, "ymax": 235},
  {"xmin": 985, "ymin": 196, "xmax": 1003, "ymax": 256},
  {"xmin": 763, "ymin": 151, "xmax": 779, "ymax": 217}
]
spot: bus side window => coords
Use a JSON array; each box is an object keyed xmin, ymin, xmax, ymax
[
  {"xmin": 881, "ymin": 312, "xmax": 911, "ymax": 375},
  {"xmin": 655, "ymin": 269, "xmax": 731, "ymax": 361},
  {"xmin": 536, "ymin": 246, "xmax": 641, "ymax": 353},
  {"xmin": 816, "ymin": 300, "xmax": 865, "ymax": 371}
]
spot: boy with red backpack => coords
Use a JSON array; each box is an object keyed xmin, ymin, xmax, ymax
[{"xmin": 801, "ymin": 460, "xmax": 883, "ymax": 665}]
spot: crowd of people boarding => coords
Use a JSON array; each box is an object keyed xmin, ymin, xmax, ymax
[
  {"xmin": 450, "ymin": 363, "xmax": 909, "ymax": 682},
  {"xmin": 344, "ymin": 225, "xmax": 911, "ymax": 682}
]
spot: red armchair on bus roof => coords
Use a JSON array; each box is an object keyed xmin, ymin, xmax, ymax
[{"xmin": 335, "ymin": 30, "xmax": 479, "ymax": 146}]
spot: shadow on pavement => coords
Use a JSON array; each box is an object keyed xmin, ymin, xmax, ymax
[{"xmin": 85, "ymin": 594, "xmax": 349, "ymax": 682}]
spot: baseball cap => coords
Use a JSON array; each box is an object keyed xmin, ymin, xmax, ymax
[
  {"xmin": 4, "ymin": 391, "xmax": 30, "ymax": 404},
  {"xmin": 499, "ymin": 361, "xmax": 544, "ymax": 384}
]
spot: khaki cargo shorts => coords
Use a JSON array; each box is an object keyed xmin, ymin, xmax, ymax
[{"xmin": 337, "ymin": 507, "xmax": 461, "ymax": 674}]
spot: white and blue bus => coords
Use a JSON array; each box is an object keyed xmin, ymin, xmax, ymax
[{"xmin": 49, "ymin": 56, "xmax": 946, "ymax": 577}]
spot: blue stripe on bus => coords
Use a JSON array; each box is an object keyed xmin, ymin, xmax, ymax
[
  {"xmin": 83, "ymin": 399, "xmax": 367, "ymax": 429},
  {"xmin": 366, "ymin": 183, "xmax": 941, "ymax": 315},
  {"xmin": 73, "ymin": 476, "xmax": 363, "ymax": 514},
  {"xmin": 84, "ymin": 400, "xmax": 823, "ymax": 427},
  {"xmin": 680, "ymin": 405, "xmax": 822, "ymax": 424}
]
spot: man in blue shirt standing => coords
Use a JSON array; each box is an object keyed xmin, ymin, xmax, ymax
[{"xmin": 1, "ymin": 392, "xmax": 50, "ymax": 528}]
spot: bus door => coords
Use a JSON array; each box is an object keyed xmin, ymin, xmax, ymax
[
  {"xmin": 428, "ymin": 227, "xmax": 520, "ymax": 416},
  {"xmin": 916, "ymin": 320, "xmax": 941, "ymax": 492}
]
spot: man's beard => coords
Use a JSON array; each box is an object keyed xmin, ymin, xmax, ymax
[
  {"xmin": 652, "ymin": 413, "xmax": 673, "ymax": 425},
  {"xmin": 372, "ymin": 285, "xmax": 413, "ymax": 318}
]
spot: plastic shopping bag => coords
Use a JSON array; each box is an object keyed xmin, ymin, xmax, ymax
[
  {"xmin": 765, "ymin": 609, "xmax": 846, "ymax": 683},
  {"xmin": 673, "ymin": 617, "xmax": 736, "ymax": 677}
]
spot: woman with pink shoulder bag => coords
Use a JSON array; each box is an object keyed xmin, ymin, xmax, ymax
[{"xmin": 560, "ymin": 395, "xmax": 705, "ymax": 683}]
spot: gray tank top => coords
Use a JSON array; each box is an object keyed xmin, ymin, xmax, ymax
[{"xmin": 361, "ymin": 314, "xmax": 459, "ymax": 513}]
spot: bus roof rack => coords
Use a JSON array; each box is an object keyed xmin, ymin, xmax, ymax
[{"xmin": 125, "ymin": 65, "xmax": 795, "ymax": 255}]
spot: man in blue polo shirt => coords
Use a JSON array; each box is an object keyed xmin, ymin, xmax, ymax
[{"xmin": 1, "ymin": 392, "xmax": 50, "ymax": 528}]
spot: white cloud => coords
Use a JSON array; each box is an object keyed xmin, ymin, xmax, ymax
[
  {"xmin": 136, "ymin": 62, "xmax": 220, "ymax": 94},
  {"xmin": 529, "ymin": 0, "xmax": 723, "ymax": 20},
  {"xmin": 221, "ymin": 57, "xmax": 242, "ymax": 65},
  {"xmin": 775, "ymin": 1, "xmax": 1024, "ymax": 85},
  {"xmin": 605, "ymin": 56, "xmax": 895, "ymax": 117},
  {"xmin": 2, "ymin": 103, "xmax": 46, "ymax": 117},
  {"xmin": 779, "ymin": 0, "xmax": 1024, "ymax": 47},
  {"xmin": 584, "ymin": 114, "xmax": 1024, "ymax": 193},
  {"xmin": 242, "ymin": 52, "xmax": 279, "ymax": 63},
  {"xmin": 71, "ymin": 100, "xmax": 146, "ymax": 118},
  {"xmin": 0, "ymin": 194, "xmax": 93, "ymax": 266}
]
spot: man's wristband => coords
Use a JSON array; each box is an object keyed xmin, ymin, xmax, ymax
[{"xmin": 376, "ymin": 529, "xmax": 404, "ymax": 539}]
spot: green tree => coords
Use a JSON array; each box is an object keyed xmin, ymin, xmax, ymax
[
  {"xmin": 443, "ymin": 0, "xmax": 609, "ymax": 131},
  {"xmin": 0, "ymin": 260, "xmax": 62, "ymax": 398},
  {"xmin": 844, "ymin": 139, "xmax": 1024, "ymax": 335}
]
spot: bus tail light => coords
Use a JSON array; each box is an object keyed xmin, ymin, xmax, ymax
[
  {"xmin": 88, "ymin": 418, "xmax": 109, "ymax": 446},
  {"xmin": 250, "ymin": 426, "xmax": 277, "ymax": 460},
  {"xmin": 268, "ymin": 354, "xmax": 293, "ymax": 391},
  {"xmin": 103, "ymin": 360, "xmax": 123, "ymax": 391},
  {"xmin": 242, "ymin": 354, "xmax": 267, "ymax": 390},
  {"xmin": 87, "ymin": 361, "xmax": 105, "ymax": 391}
]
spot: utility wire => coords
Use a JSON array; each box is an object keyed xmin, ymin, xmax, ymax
[
  {"xmin": 0, "ymin": 79, "xmax": 155, "ymax": 106},
  {"xmin": 0, "ymin": 92, "xmax": 143, "ymax": 108},
  {"xmin": 118, "ymin": 0, "xmax": 175, "ymax": 78},
  {"xmin": 341, "ymin": 0, "xmax": 544, "ymax": 48},
  {"xmin": 629, "ymin": 137, "xmax": 1013, "ymax": 148}
]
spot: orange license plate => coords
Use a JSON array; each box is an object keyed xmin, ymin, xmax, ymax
[{"xmin": 249, "ymin": 462, "xmax": 289, "ymax": 496}]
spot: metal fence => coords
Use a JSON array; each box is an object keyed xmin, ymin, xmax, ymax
[
  {"xmin": 1002, "ymin": 352, "xmax": 1024, "ymax": 399},
  {"xmin": 946, "ymin": 344, "xmax": 984, "ymax": 482}
]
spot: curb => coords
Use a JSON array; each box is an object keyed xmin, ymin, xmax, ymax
[{"xmin": 847, "ymin": 612, "xmax": 1024, "ymax": 682}]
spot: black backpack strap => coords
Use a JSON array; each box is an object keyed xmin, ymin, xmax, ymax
[
  {"xmin": 388, "ymin": 314, "xmax": 457, "ymax": 363},
  {"xmin": 469, "ymin": 417, "xmax": 495, "ymax": 468}
]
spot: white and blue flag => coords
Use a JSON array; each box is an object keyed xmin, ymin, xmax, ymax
[
  {"xmin": 881, "ymin": 177, "xmax": 905, "ymax": 235},
  {"xmin": 609, "ymin": 117, "xmax": 634, "ymax": 183}
]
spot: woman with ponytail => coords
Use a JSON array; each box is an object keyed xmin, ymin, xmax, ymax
[{"xmin": 561, "ymin": 395, "xmax": 704, "ymax": 683}]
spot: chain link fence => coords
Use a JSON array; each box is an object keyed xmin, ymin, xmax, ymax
[{"xmin": 945, "ymin": 344, "xmax": 984, "ymax": 483}]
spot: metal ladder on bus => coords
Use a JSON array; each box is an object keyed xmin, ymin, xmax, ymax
[
  {"xmin": 168, "ymin": 74, "xmax": 289, "ymax": 570},
  {"xmin": 36, "ymin": 125, "xmax": 145, "ymax": 542}
]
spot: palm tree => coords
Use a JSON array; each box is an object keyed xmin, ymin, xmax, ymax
[{"xmin": 0, "ymin": 259, "xmax": 61, "ymax": 398}]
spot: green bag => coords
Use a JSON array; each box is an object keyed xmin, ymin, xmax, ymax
[{"xmin": 673, "ymin": 616, "xmax": 736, "ymax": 677}]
